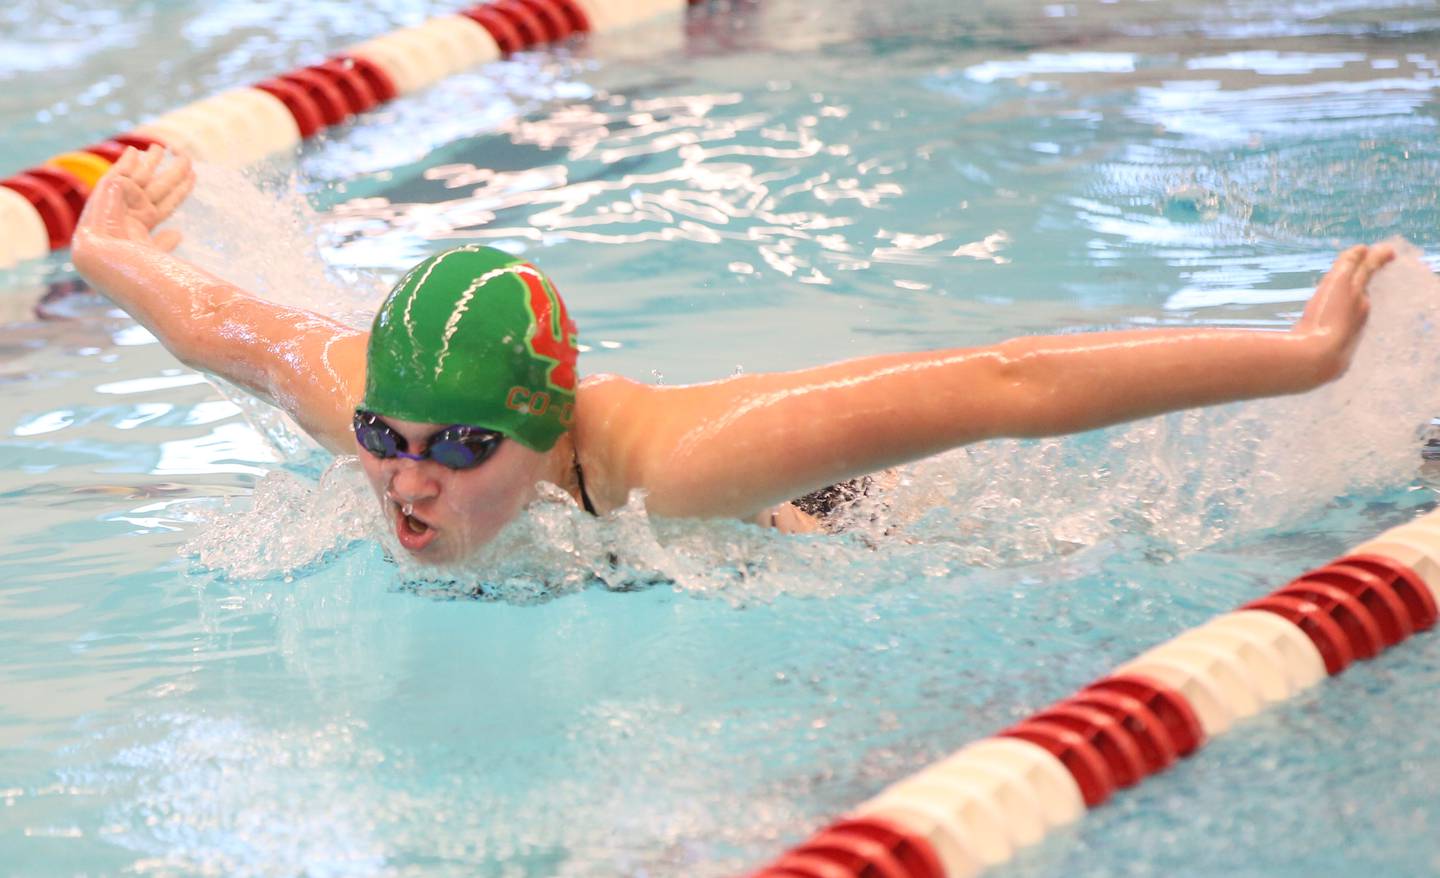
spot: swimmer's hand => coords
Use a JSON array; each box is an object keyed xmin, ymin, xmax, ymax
[
  {"xmin": 74, "ymin": 145, "xmax": 194, "ymax": 252},
  {"xmin": 1293, "ymin": 243, "xmax": 1395, "ymax": 383}
]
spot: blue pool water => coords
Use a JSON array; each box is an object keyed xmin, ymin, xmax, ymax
[{"xmin": 2, "ymin": 0, "xmax": 1440, "ymax": 875}]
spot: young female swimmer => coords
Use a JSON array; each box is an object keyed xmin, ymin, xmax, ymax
[{"xmin": 72, "ymin": 147, "xmax": 1397, "ymax": 565}]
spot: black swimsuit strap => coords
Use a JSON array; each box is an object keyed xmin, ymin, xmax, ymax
[{"xmin": 573, "ymin": 454, "xmax": 597, "ymax": 515}]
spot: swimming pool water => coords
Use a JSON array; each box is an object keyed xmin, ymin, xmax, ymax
[{"xmin": 1, "ymin": 0, "xmax": 1439, "ymax": 874}]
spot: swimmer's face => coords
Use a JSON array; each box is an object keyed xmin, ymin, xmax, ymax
[{"xmin": 355, "ymin": 414, "xmax": 550, "ymax": 564}]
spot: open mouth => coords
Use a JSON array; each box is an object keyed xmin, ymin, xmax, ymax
[{"xmin": 393, "ymin": 503, "xmax": 439, "ymax": 552}]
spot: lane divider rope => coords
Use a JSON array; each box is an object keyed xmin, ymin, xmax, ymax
[
  {"xmin": 0, "ymin": 0, "xmax": 703, "ymax": 268},
  {"xmin": 744, "ymin": 509, "xmax": 1440, "ymax": 878}
]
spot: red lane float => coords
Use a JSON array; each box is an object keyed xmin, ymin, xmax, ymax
[
  {"xmin": 1337, "ymin": 553, "xmax": 1438, "ymax": 630},
  {"xmin": 254, "ymin": 78, "xmax": 326, "ymax": 139},
  {"xmin": 1, "ymin": 171, "xmax": 81, "ymax": 249},
  {"xmin": 83, "ymin": 140, "xmax": 135, "ymax": 164},
  {"xmin": 493, "ymin": 0, "xmax": 548, "ymax": 48},
  {"xmin": 275, "ymin": 69, "xmax": 351, "ymax": 127},
  {"xmin": 795, "ymin": 830, "xmax": 908, "ymax": 878},
  {"xmin": 464, "ymin": 6, "xmax": 526, "ymax": 54},
  {"xmin": 553, "ymin": 0, "xmax": 592, "ymax": 33},
  {"xmin": 1244, "ymin": 594, "xmax": 1355, "ymax": 674},
  {"xmin": 336, "ymin": 53, "xmax": 400, "ymax": 104},
  {"xmin": 764, "ymin": 853, "xmax": 852, "ymax": 878},
  {"xmin": 1272, "ymin": 581, "xmax": 1384, "ymax": 660},
  {"xmin": 519, "ymin": 0, "xmax": 572, "ymax": 43},
  {"xmin": 0, "ymin": 185, "xmax": 51, "ymax": 265},
  {"xmin": 1063, "ymin": 688, "xmax": 1177, "ymax": 774},
  {"xmin": 1086, "ymin": 673, "xmax": 1204, "ymax": 757},
  {"xmin": 824, "ymin": 817, "xmax": 946, "ymax": 878},
  {"xmin": 106, "ymin": 133, "xmax": 167, "ymax": 155},
  {"xmin": 1025, "ymin": 703, "xmax": 1147, "ymax": 790},
  {"xmin": 750, "ymin": 816, "xmax": 945, "ymax": 878},
  {"xmin": 529, "ymin": 0, "xmax": 576, "ymax": 39},
  {"xmin": 21, "ymin": 167, "xmax": 88, "ymax": 222},
  {"xmin": 748, "ymin": 511, "xmax": 1440, "ymax": 877},
  {"xmin": 309, "ymin": 59, "xmax": 380, "ymax": 114},
  {"xmin": 328, "ymin": 55, "xmax": 398, "ymax": 105},
  {"xmin": 83, "ymin": 134, "xmax": 170, "ymax": 166},
  {"xmin": 1000, "ymin": 721, "xmax": 1114, "ymax": 808},
  {"xmin": 1303, "ymin": 563, "xmax": 1413, "ymax": 645},
  {"xmin": 0, "ymin": 0, "xmax": 695, "ymax": 267}
]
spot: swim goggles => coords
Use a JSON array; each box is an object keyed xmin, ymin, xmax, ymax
[{"xmin": 352, "ymin": 410, "xmax": 504, "ymax": 470}]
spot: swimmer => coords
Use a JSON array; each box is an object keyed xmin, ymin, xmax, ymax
[{"xmin": 72, "ymin": 147, "xmax": 1398, "ymax": 563}]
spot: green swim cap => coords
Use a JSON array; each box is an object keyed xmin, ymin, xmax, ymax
[{"xmin": 361, "ymin": 246, "xmax": 579, "ymax": 452}]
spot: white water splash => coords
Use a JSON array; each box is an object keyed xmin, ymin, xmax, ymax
[
  {"xmin": 171, "ymin": 161, "xmax": 386, "ymax": 329},
  {"xmin": 182, "ymin": 459, "xmax": 379, "ymax": 582}
]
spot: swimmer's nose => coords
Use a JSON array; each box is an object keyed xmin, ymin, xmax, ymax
[{"xmin": 386, "ymin": 458, "xmax": 440, "ymax": 505}]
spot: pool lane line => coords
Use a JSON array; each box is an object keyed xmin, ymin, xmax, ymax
[
  {"xmin": 0, "ymin": 0, "xmax": 705, "ymax": 269},
  {"xmin": 744, "ymin": 510, "xmax": 1440, "ymax": 878}
]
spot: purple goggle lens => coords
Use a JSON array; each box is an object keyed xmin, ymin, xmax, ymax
[{"xmin": 353, "ymin": 410, "xmax": 504, "ymax": 470}]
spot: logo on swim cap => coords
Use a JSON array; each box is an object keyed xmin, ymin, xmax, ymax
[{"xmin": 361, "ymin": 245, "xmax": 579, "ymax": 452}]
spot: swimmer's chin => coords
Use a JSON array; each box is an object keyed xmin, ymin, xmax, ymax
[
  {"xmin": 391, "ymin": 529, "xmax": 496, "ymax": 567},
  {"xmin": 389, "ymin": 536, "xmax": 481, "ymax": 568},
  {"xmin": 379, "ymin": 503, "xmax": 533, "ymax": 570},
  {"xmin": 397, "ymin": 541, "xmax": 444, "ymax": 562},
  {"xmin": 393, "ymin": 522, "xmax": 470, "ymax": 565}
]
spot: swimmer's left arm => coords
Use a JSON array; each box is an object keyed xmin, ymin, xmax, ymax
[{"xmin": 596, "ymin": 244, "xmax": 1395, "ymax": 519}]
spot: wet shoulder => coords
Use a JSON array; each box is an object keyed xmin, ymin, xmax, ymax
[{"xmin": 572, "ymin": 373, "xmax": 658, "ymax": 508}]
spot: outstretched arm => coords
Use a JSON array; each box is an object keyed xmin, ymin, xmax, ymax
[
  {"xmin": 589, "ymin": 244, "xmax": 1395, "ymax": 518},
  {"xmin": 72, "ymin": 147, "xmax": 367, "ymax": 454}
]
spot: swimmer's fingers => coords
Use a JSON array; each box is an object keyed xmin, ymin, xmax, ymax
[
  {"xmin": 1317, "ymin": 242, "xmax": 1393, "ymax": 304},
  {"xmin": 1298, "ymin": 245, "xmax": 1372, "ymax": 334},
  {"xmin": 148, "ymin": 156, "xmax": 194, "ymax": 222},
  {"xmin": 1352, "ymin": 243, "xmax": 1396, "ymax": 293},
  {"xmin": 109, "ymin": 145, "xmax": 167, "ymax": 195},
  {"xmin": 152, "ymin": 228, "xmax": 183, "ymax": 252},
  {"xmin": 145, "ymin": 150, "xmax": 191, "ymax": 200},
  {"xmin": 101, "ymin": 147, "xmax": 157, "ymax": 210},
  {"xmin": 1317, "ymin": 245, "xmax": 1374, "ymax": 301},
  {"xmin": 76, "ymin": 173, "xmax": 146, "ymax": 246},
  {"xmin": 1325, "ymin": 245, "xmax": 1367, "ymax": 288},
  {"xmin": 152, "ymin": 179, "xmax": 192, "ymax": 224},
  {"xmin": 1305, "ymin": 246, "xmax": 1361, "ymax": 311},
  {"xmin": 79, "ymin": 147, "xmax": 188, "ymax": 248},
  {"xmin": 110, "ymin": 145, "xmax": 142, "ymax": 179},
  {"xmin": 117, "ymin": 173, "xmax": 160, "ymax": 226},
  {"xmin": 134, "ymin": 144, "xmax": 166, "ymax": 186}
]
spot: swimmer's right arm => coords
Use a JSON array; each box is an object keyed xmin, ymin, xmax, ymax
[{"xmin": 72, "ymin": 147, "xmax": 367, "ymax": 454}]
